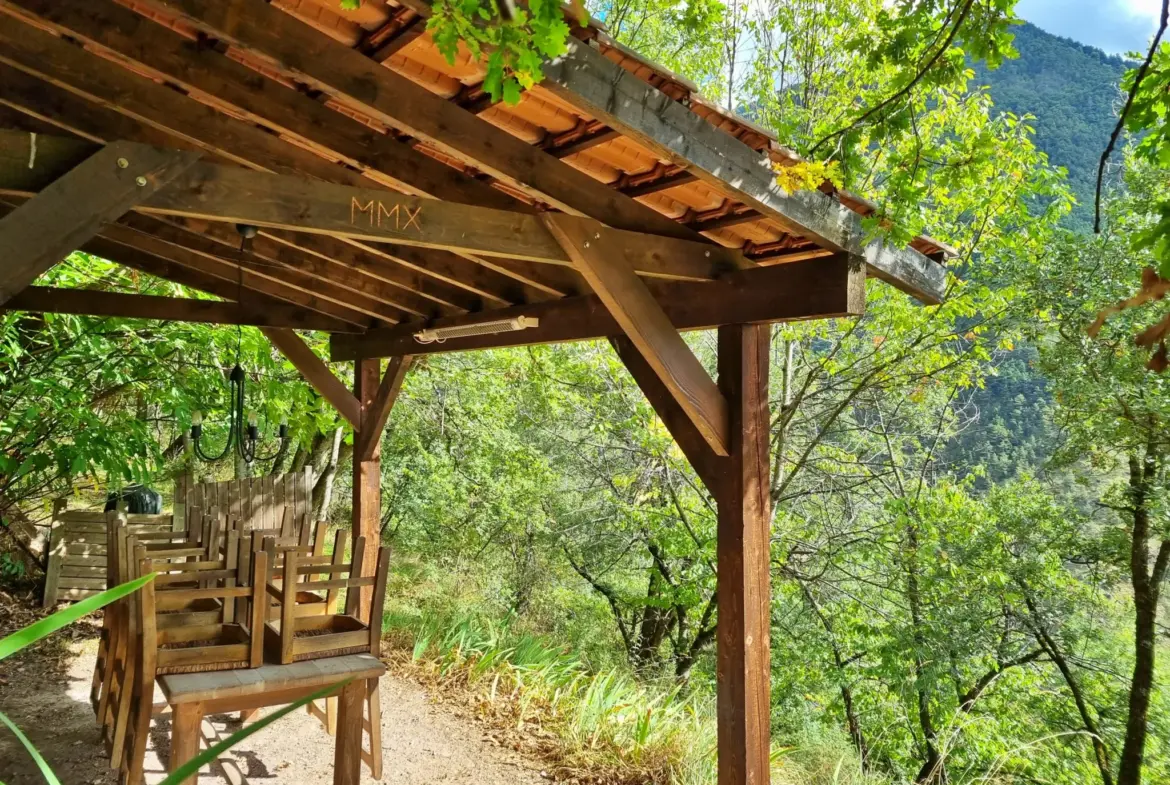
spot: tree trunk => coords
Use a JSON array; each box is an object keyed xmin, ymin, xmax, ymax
[
  {"xmin": 312, "ymin": 426, "xmax": 346, "ymax": 521},
  {"xmin": 1118, "ymin": 448, "xmax": 1168, "ymax": 785},
  {"xmin": 1022, "ymin": 591, "xmax": 1113, "ymax": 785},
  {"xmin": 905, "ymin": 522, "xmax": 943, "ymax": 785}
]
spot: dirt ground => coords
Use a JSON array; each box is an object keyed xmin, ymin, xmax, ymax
[{"xmin": 0, "ymin": 597, "xmax": 549, "ymax": 785}]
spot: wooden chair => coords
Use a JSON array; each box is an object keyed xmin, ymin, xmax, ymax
[
  {"xmin": 248, "ymin": 521, "xmax": 330, "ymax": 621},
  {"xmin": 118, "ymin": 542, "xmax": 269, "ymax": 785},
  {"xmin": 263, "ymin": 531, "xmax": 390, "ymax": 665}
]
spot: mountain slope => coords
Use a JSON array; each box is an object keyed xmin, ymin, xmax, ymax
[{"xmin": 974, "ymin": 22, "xmax": 1129, "ymax": 226}]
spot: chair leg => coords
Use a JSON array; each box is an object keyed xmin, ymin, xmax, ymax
[
  {"xmin": 366, "ymin": 678, "xmax": 383, "ymax": 780},
  {"xmin": 91, "ymin": 626, "xmax": 110, "ymax": 716},
  {"xmin": 326, "ymin": 695, "xmax": 337, "ymax": 735}
]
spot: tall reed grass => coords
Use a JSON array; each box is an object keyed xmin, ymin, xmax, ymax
[{"xmin": 383, "ymin": 610, "xmax": 891, "ymax": 785}]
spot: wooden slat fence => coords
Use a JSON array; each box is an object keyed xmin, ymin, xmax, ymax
[
  {"xmin": 43, "ymin": 468, "xmax": 315, "ymax": 606},
  {"xmin": 185, "ymin": 467, "xmax": 314, "ymax": 535}
]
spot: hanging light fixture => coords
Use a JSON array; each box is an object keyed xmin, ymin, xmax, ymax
[{"xmin": 189, "ymin": 224, "xmax": 290, "ymax": 465}]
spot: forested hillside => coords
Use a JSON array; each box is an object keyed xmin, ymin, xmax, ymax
[
  {"xmin": 975, "ymin": 22, "xmax": 1129, "ymax": 226},
  {"xmin": 3, "ymin": 3, "xmax": 1170, "ymax": 785}
]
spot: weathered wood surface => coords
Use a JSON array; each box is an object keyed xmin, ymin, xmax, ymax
[
  {"xmin": 0, "ymin": 130, "xmax": 746, "ymax": 281},
  {"xmin": 352, "ymin": 359, "xmax": 382, "ymax": 618},
  {"xmin": 331, "ymin": 254, "xmax": 864, "ymax": 359},
  {"xmin": 186, "ymin": 469, "xmax": 314, "ymax": 536},
  {"xmin": 537, "ymin": 37, "xmax": 945, "ymax": 303},
  {"xmin": 158, "ymin": 653, "xmax": 385, "ymax": 704},
  {"xmin": 3, "ymin": 286, "xmax": 357, "ymax": 331},
  {"xmin": 545, "ymin": 213, "xmax": 730, "ymax": 457},
  {"xmin": 262, "ymin": 328, "xmax": 362, "ymax": 428},
  {"xmin": 43, "ymin": 506, "xmax": 172, "ymax": 606},
  {"xmin": 0, "ymin": 138, "xmax": 198, "ymax": 305},
  {"xmin": 714, "ymin": 324, "xmax": 773, "ymax": 785},
  {"xmin": 356, "ymin": 355, "xmax": 413, "ymax": 462}
]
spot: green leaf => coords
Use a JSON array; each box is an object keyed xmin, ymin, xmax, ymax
[
  {"xmin": 0, "ymin": 709, "xmax": 60, "ymax": 785},
  {"xmin": 0, "ymin": 573, "xmax": 155, "ymax": 661},
  {"xmin": 158, "ymin": 681, "xmax": 348, "ymax": 785}
]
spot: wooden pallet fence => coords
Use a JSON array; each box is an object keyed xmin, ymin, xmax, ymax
[
  {"xmin": 185, "ymin": 467, "xmax": 314, "ymax": 535},
  {"xmin": 43, "ymin": 502, "xmax": 173, "ymax": 606}
]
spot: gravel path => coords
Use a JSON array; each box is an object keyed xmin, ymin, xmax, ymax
[{"xmin": 0, "ymin": 637, "xmax": 549, "ymax": 785}]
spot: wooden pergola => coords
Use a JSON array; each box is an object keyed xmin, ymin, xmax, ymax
[{"xmin": 0, "ymin": 1, "xmax": 948, "ymax": 782}]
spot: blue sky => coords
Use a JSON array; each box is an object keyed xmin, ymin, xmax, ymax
[{"xmin": 1016, "ymin": 0, "xmax": 1163, "ymax": 54}]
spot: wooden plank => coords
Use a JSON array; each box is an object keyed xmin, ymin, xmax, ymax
[
  {"xmin": 120, "ymin": 0, "xmax": 708, "ymax": 241},
  {"xmin": 538, "ymin": 37, "xmax": 945, "ymax": 303},
  {"xmin": 0, "ymin": 130, "xmax": 743, "ymax": 282},
  {"xmin": 0, "ymin": 27, "xmax": 551, "ymax": 308},
  {"xmin": 331, "ymin": 254, "xmax": 864, "ymax": 359},
  {"xmin": 3, "ymin": 286, "xmax": 360, "ymax": 331},
  {"xmin": 356, "ymin": 356, "xmax": 412, "ymax": 462},
  {"xmin": 93, "ymin": 221, "xmax": 374, "ymax": 329},
  {"xmin": 0, "ymin": 138, "xmax": 198, "ymax": 305},
  {"xmin": 544, "ymin": 213, "xmax": 730, "ymax": 456},
  {"xmin": 263, "ymin": 328, "xmax": 361, "ymax": 428},
  {"xmin": 352, "ymin": 360, "xmax": 381, "ymax": 618},
  {"xmin": 2, "ymin": 0, "xmax": 520, "ymax": 210},
  {"xmin": 292, "ymin": 629, "xmax": 371, "ymax": 657},
  {"xmin": 335, "ymin": 680, "xmax": 365, "ymax": 785},
  {"xmin": 714, "ymin": 323, "xmax": 772, "ymax": 785},
  {"xmin": 57, "ymin": 576, "xmax": 108, "ymax": 590},
  {"xmin": 158, "ymin": 653, "xmax": 385, "ymax": 705},
  {"xmin": 42, "ymin": 507, "xmax": 67, "ymax": 606}
]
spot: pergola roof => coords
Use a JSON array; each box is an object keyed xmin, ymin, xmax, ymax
[{"xmin": 0, "ymin": 0, "xmax": 947, "ymax": 358}]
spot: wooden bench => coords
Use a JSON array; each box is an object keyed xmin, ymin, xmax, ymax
[{"xmin": 158, "ymin": 654, "xmax": 385, "ymax": 785}]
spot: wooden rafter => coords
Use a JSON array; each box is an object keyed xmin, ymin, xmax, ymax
[
  {"xmin": 3, "ymin": 286, "xmax": 355, "ymax": 331},
  {"xmin": 0, "ymin": 13, "xmax": 553, "ymax": 307},
  {"xmin": 0, "ymin": 139, "xmax": 197, "ymax": 305},
  {"xmin": 538, "ymin": 38, "xmax": 945, "ymax": 303},
  {"xmin": 544, "ymin": 213, "xmax": 731, "ymax": 457},
  {"xmin": 115, "ymin": 0, "xmax": 705, "ymax": 242},
  {"xmin": 330, "ymin": 254, "xmax": 864, "ymax": 359}
]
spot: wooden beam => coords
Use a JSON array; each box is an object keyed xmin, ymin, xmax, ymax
[
  {"xmin": 355, "ymin": 355, "xmax": 413, "ymax": 462},
  {"xmin": 543, "ymin": 213, "xmax": 730, "ymax": 457},
  {"xmin": 539, "ymin": 37, "xmax": 945, "ymax": 303},
  {"xmin": 119, "ymin": 0, "xmax": 708, "ymax": 242},
  {"xmin": 0, "ymin": 130, "xmax": 749, "ymax": 281},
  {"xmin": 0, "ymin": 16, "xmax": 543, "ymax": 308},
  {"xmin": 610, "ymin": 336, "xmax": 721, "ymax": 494},
  {"xmin": 103, "ymin": 217, "xmax": 380, "ymax": 328},
  {"xmin": 0, "ymin": 137, "xmax": 197, "ymax": 304},
  {"xmin": 260, "ymin": 327, "xmax": 361, "ymax": 427},
  {"xmin": 3, "ymin": 286, "xmax": 357, "ymax": 331},
  {"xmin": 351, "ymin": 357, "xmax": 381, "ymax": 618},
  {"xmin": 330, "ymin": 254, "xmax": 864, "ymax": 359},
  {"xmin": 714, "ymin": 323, "xmax": 772, "ymax": 785}
]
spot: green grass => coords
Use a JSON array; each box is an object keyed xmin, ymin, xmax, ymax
[{"xmin": 384, "ymin": 609, "xmax": 894, "ymax": 785}]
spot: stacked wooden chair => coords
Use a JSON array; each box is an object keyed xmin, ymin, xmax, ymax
[{"xmin": 89, "ymin": 505, "xmax": 388, "ymax": 784}]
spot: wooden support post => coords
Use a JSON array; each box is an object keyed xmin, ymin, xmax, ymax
[
  {"xmin": 355, "ymin": 356, "xmax": 413, "ymax": 462},
  {"xmin": 352, "ymin": 358, "xmax": 382, "ymax": 618},
  {"xmin": 714, "ymin": 323, "xmax": 772, "ymax": 785},
  {"xmin": 0, "ymin": 136, "xmax": 198, "ymax": 305}
]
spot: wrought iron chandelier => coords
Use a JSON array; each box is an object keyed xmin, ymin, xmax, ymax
[{"xmin": 188, "ymin": 224, "xmax": 289, "ymax": 465}]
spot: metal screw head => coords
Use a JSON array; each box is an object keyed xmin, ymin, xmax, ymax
[
  {"xmin": 135, "ymin": 175, "xmax": 148, "ymax": 187},
  {"xmin": 116, "ymin": 157, "xmax": 129, "ymax": 169},
  {"xmin": 583, "ymin": 241, "xmax": 590, "ymax": 248},
  {"xmin": 594, "ymin": 232, "xmax": 601, "ymax": 239},
  {"xmin": 705, "ymin": 251, "xmax": 711, "ymax": 257}
]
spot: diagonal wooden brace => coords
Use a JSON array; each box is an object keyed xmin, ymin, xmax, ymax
[
  {"xmin": 0, "ymin": 136, "xmax": 199, "ymax": 305},
  {"xmin": 262, "ymin": 327, "xmax": 362, "ymax": 428},
  {"xmin": 543, "ymin": 213, "xmax": 731, "ymax": 456}
]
